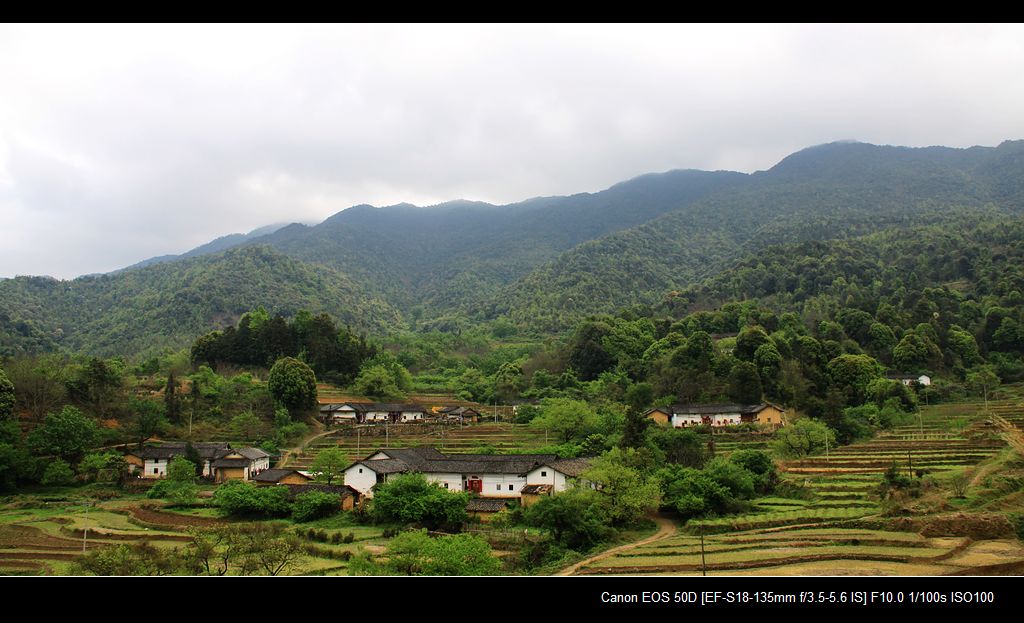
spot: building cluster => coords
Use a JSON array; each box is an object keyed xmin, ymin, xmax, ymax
[
  {"xmin": 124, "ymin": 442, "xmax": 271, "ymax": 483},
  {"xmin": 644, "ymin": 402, "xmax": 785, "ymax": 428},
  {"xmin": 318, "ymin": 402, "xmax": 483, "ymax": 425}
]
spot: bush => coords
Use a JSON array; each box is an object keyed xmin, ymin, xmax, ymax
[
  {"xmin": 371, "ymin": 473, "xmax": 468, "ymax": 530},
  {"xmin": 213, "ymin": 480, "xmax": 291, "ymax": 517},
  {"xmin": 292, "ymin": 491, "xmax": 342, "ymax": 522},
  {"xmin": 41, "ymin": 459, "xmax": 75, "ymax": 486}
]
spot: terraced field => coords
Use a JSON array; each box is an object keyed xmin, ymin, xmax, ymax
[
  {"xmin": 0, "ymin": 497, "xmax": 392, "ymax": 576},
  {"xmin": 570, "ymin": 399, "xmax": 1024, "ymax": 576}
]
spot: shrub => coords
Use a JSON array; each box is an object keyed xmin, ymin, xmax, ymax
[
  {"xmin": 213, "ymin": 480, "xmax": 291, "ymax": 517},
  {"xmin": 292, "ymin": 491, "xmax": 342, "ymax": 522},
  {"xmin": 41, "ymin": 459, "xmax": 75, "ymax": 486}
]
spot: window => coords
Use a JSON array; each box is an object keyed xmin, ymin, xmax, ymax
[
  {"xmin": 359, "ymin": 468, "xmax": 363, "ymax": 474},
  {"xmin": 153, "ymin": 468, "xmax": 158, "ymax": 475},
  {"xmin": 541, "ymin": 471, "xmax": 547, "ymax": 477},
  {"xmin": 508, "ymin": 484, "xmax": 514, "ymax": 491},
  {"xmin": 496, "ymin": 484, "xmax": 501, "ymax": 491},
  {"xmin": 444, "ymin": 483, "xmax": 449, "ymax": 489}
]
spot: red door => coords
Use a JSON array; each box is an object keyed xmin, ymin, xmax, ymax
[{"xmin": 467, "ymin": 478, "xmax": 482, "ymax": 493}]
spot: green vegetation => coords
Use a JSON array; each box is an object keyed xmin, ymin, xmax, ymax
[{"xmin": 370, "ymin": 474, "xmax": 468, "ymax": 531}]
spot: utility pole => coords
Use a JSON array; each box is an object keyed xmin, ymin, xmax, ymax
[
  {"xmin": 700, "ymin": 527, "xmax": 707, "ymax": 577},
  {"xmin": 82, "ymin": 503, "xmax": 91, "ymax": 554}
]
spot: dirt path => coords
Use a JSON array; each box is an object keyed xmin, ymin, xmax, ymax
[
  {"xmin": 278, "ymin": 417, "xmax": 328, "ymax": 468},
  {"xmin": 555, "ymin": 514, "xmax": 678, "ymax": 576}
]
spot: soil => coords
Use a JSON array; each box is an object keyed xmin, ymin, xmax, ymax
[{"xmin": 127, "ymin": 505, "xmax": 226, "ymax": 528}]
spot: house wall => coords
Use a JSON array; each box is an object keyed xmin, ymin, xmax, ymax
[
  {"xmin": 344, "ymin": 464, "xmax": 379, "ymax": 496},
  {"xmin": 400, "ymin": 411, "xmax": 424, "ymax": 422},
  {"xmin": 367, "ymin": 452, "xmax": 392, "ymax": 461},
  {"xmin": 217, "ymin": 467, "xmax": 247, "ymax": 483},
  {"xmin": 425, "ymin": 472, "xmax": 464, "ymax": 492},
  {"xmin": 710, "ymin": 413, "xmax": 741, "ymax": 427},
  {"xmin": 648, "ymin": 410, "xmax": 670, "ymax": 426},
  {"xmin": 279, "ymin": 473, "xmax": 311, "ymax": 485},
  {"xmin": 143, "ymin": 459, "xmax": 169, "ymax": 478},
  {"xmin": 252, "ymin": 457, "xmax": 270, "ymax": 472},
  {"xmin": 671, "ymin": 414, "xmax": 703, "ymax": 428},
  {"xmin": 525, "ymin": 466, "xmax": 568, "ymax": 491},
  {"xmin": 479, "ymin": 474, "xmax": 526, "ymax": 498},
  {"xmin": 757, "ymin": 406, "xmax": 784, "ymax": 426}
]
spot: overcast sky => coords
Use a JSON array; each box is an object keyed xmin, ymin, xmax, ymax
[{"xmin": 2, "ymin": 23, "xmax": 1024, "ymax": 279}]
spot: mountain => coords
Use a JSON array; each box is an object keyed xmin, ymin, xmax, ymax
[
  {"xmin": 3, "ymin": 139, "xmax": 1024, "ymax": 357},
  {"xmin": 477, "ymin": 140, "xmax": 1024, "ymax": 333},
  {"xmin": 116, "ymin": 222, "xmax": 295, "ymax": 272},
  {"xmin": 0, "ymin": 246, "xmax": 403, "ymax": 357}
]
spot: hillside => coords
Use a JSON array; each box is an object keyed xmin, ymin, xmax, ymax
[
  {"xmin": 3, "ymin": 139, "xmax": 1024, "ymax": 357},
  {"xmin": 479, "ymin": 141, "xmax": 1024, "ymax": 333},
  {"xmin": 0, "ymin": 246, "xmax": 404, "ymax": 357}
]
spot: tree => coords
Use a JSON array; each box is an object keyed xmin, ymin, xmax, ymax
[
  {"xmin": 310, "ymin": 447, "xmax": 347, "ymax": 485},
  {"xmin": 649, "ymin": 427, "xmax": 706, "ymax": 467},
  {"xmin": 74, "ymin": 542, "xmax": 183, "ymax": 576},
  {"xmin": 727, "ymin": 361, "xmax": 762, "ymax": 403},
  {"xmin": 967, "ymin": 366, "xmax": 1000, "ymax": 410},
  {"xmin": 213, "ymin": 480, "xmax": 292, "ymax": 517},
  {"xmin": 352, "ymin": 365, "xmax": 405, "ymax": 400},
  {"xmin": 164, "ymin": 372, "xmax": 182, "ymax": 425},
  {"xmin": 230, "ymin": 410, "xmax": 262, "ymax": 440},
  {"xmin": 0, "ymin": 367, "xmax": 14, "ymax": 420},
  {"xmin": 165, "ymin": 456, "xmax": 199, "ymax": 506},
  {"xmin": 582, "ymin": 448, "xmax": 662, "ymax": 526},
  {"xmin": 370, "ymin": 473, "xmax": 468, "ymax": 530},
  {"xmin": 770, "ymin": 418, "xmax": 836, "ymax": 458},
  {"xmin": 621, "ymin": 383, "xmax": 653, "ymax": 449},
  {"xmin": 268, "ymin": 357, "xmax": 317, "ymax": 415},
  {"xmin": 350, "ymin": 529, "xmax": 501, "ymax": 576},
  {"xmin": 27, "ymin": 405, "xmax": 99, "ymax": 463},
  {"xmin": 522, "ymin": 488, "xmax": 614, "ymax": 551},
  {"xmin": 826, "ymin": 353, "xmax": 883, "ymax": 405},
  {"xmin": 529, "ymin": 398, "xmax": 599, "ymax": 443},
  {"xmin": 41, "ymin": 459, "xmax": 75, "ymax": 486},
  {"xmin": 129, "ymin": 398, "xmax": 168, "ymax": 450},
  {"xmin": 292, "ymin": 490, "xmax": 342, "ymax": 522}
]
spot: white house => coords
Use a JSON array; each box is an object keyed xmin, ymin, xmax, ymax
[
  {"xmin": 127, "ymin": 442, "xmax": 232, "ymax": 479},
  {"xmin": 319, "ymin": 402, "xmax": 428, "ymax": 425},
  {"xmin": 343, "ymin": 447, "xmax": 564, "ymax": 499},
  {"xmin": 645, "ymin": 403, "xmax": 785, "ymax": 428}
]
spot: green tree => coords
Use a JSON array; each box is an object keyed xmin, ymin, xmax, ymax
[
  {"xmin": 352, "ymin": 365, "xmax": 405, "ymax": 400},
  {"xmin": 522, "ymin": 488, "xmax": 614, "ymax": 551},
  {"xmin": 292, "ymin": 490, "xmax": 341, "ymax": 522},
  {"xmin": 771, "ymin": 418, "xmax": 837, "ymax": 458},
  {"xmin": 165, "ymin": 456, "xmax": 199, "ymax": 506},
  {"xmin": 129, "ymin": 398, "xmax": 168, "ymax": 450},
  {"xmin": 727, "ymin": 361, "xmax": 763, "ymax": 403},
  {"xmin": 230, "ymin": 410, "xmax": 262, "ymax": 440},
  {"xmin": 529, "ymin": 398, "xmax": 599, "ymax": 443},
  {"xmin": 213, "ymin": 480, "xmax": 292, "ymax": 517},
  {"xmin": 310, "ymin": 447, "xmax": 348, "ymax": 485},
  {"xmin": 583, "ymin": 448, "xmax": 662, "ymax": 526},
  {"xmin": 0, "ymin": 367, "xmax": 14, "ymax": 420},
  {"xmin": 370, "ymin": 473, "xmax": 468, "ymax": 530},
  {"xmin": 826, "ymin": 353, "xmax": 883, "ymax": 405},
  {"xmin": 967, "ymin": 366, "xmax": 1000, "ymax": 410},
  {"xmin": 621, "ymin": 382, "xmax": 653, "ymax": 448},
  {"xmin": 164, "ymin": 372, "xmax": 182, "ymax": 425},
  {"xmin": 350, "ymin": 529, "xmax": 501, "ymax": 576},
  {"xmin": 268, "ymin": 357, "xmax": 318, "ymax": 414},
  {"xmin": 41, "ymin": 458, "xmax": 75, "ymax": 486},
  {"xmin": 27, "ymin": 405, "xmax": 98, "ymax": 463}
]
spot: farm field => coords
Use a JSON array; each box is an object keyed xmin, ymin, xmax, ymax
[
  {"xmin": 0, "ymin": 494, "xmax": 393, "ymax": 576},
  {"xmin": 570, "ymin": 399, "xmax": 1024, "ymax": 576}
]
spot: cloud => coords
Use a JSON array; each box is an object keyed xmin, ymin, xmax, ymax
[{"xmin": 1, "ymin": 24, "xmax": 1024, "ymax": 278}]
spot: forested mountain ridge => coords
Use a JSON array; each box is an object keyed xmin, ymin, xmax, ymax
[
  {"xmin": 477, "ymin": 140, "xmax": 1024, "ymax": 333},
  {"xmin": 0, "ymin": 246, "xmax": 404, "ymax": 357},
  {"xmin": 3, "ymin": 139, "xmax": 1024, "ymax": 358}
]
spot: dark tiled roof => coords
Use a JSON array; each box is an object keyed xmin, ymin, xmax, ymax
[
  {"xmin": 236, "ymin": 447, "xmax": 270, "ymax": 460},
  {"xmin": 355, "ymin": 459, "xmax": 412, "ymax": 474},
  {"xmin": 521, "ymin": 484, "xmax": 553, "ymax": 495},
  {"xmin": 466, "ymin": 498, "xmax": 509, "ymax": 512},
  {"xmin": 283, "ymin": 483, "xmax": 359, "ymax": 499},
  {"xmin": 132, "ymin": 442, "xmax": 231, "ymax": 460},
  {"xmin": 321, "ymin": 402, "xmax": 427, "ymax": 413},
  {"xmin": 667, "ymin": 403, "xmax": 769, "ymax": 416},
  {"xmin": 439, "ymin": 406, "xmax": 481, "ymax": 416},
  {"xmin": 254, "ymin": 469, "xmax": 311, "ymax": 483},
  {"xmin": 547, "ymin": 458, "xmax": 592, "ymax": 477},
  {"xmin": 212, "ymin": 458, "xmax": 252, "ymax": 468}
]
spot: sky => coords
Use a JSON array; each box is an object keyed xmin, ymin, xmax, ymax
[{"xmin": 2, "ymin": 23, "xmax": 1024, "ymax": 279}]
